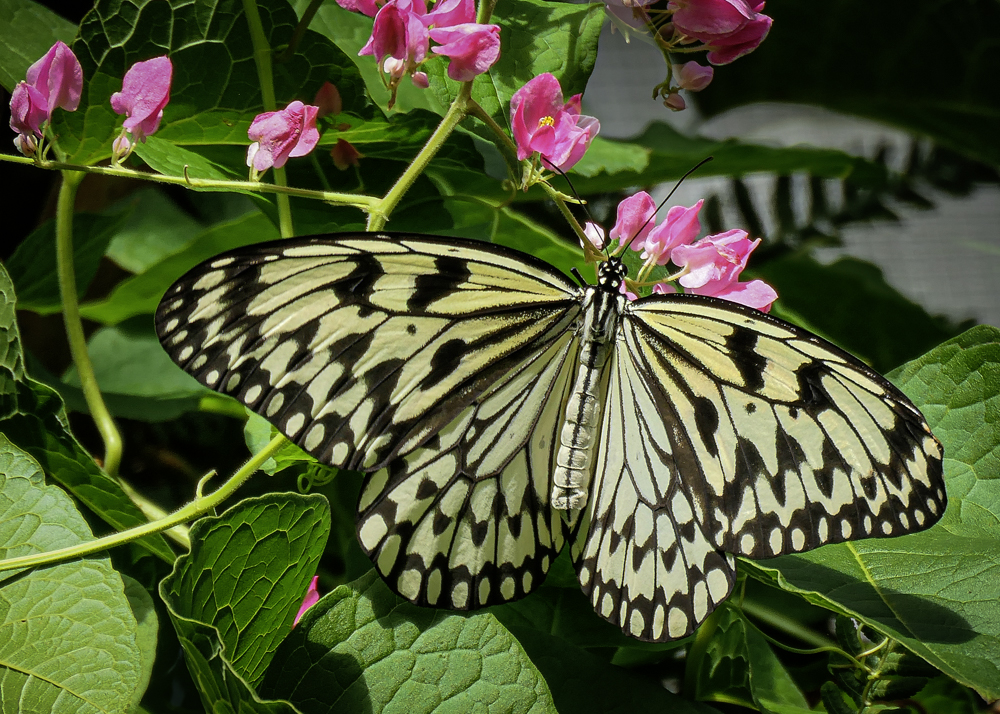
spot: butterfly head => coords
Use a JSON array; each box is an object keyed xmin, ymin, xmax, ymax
[{"xmin": 597, "ymin": 257, "xmax": 628, "ymax": 293}]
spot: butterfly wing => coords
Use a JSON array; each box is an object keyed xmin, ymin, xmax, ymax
[
  {"xmin": 156, "ymin": 233, "xmax": 581, "ymax": 472},
  {"xmin": 357, "ymin": 328, "xmax": 579, "ymax": 609},
  {"xmin": 573, "ymin": 293, "xmax": 945, "ymax": 642}
]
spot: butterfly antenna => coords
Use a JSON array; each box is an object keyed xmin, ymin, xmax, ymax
[
  {"xmin": 552, "ymin": 166, "xmax": 611, "ymax": 259},
  {"xmin": 620, "ymin": 156, "xmax": 714, "ymax": 254}
]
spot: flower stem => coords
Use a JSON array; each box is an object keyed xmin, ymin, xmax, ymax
[
  {"xmin": 56, "ymin": 170, "xmax": 123, "ymax": 478},
  {"xmin": 370, "ymin": 83, "xmax": 472, "ymax": 230},
  {"xmin": 0, "ymin": 434, "xmax": 289, "ymax": 573},
  {"xmin": 243, "ymin": 0, "xmax": 294, "ymax": 236}
]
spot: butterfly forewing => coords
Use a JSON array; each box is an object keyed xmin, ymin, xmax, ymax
[
  {"xmin": 623, "ymin": 296, "xmax": 946, "ymax": 559},
  {"xmin": 155, "ymin": 234, "xmax": 580, "ymax": 471}
]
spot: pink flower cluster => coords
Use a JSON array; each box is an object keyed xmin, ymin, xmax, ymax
[
  {"xmin": 8, "ymin": 41, "xmax": 175, "ymax": 162},
  {"xmin": 609, "ymin": 191, "xmax": 777, "ymax": 311},
  {"xmin": 510, "ymin": 73, "xmax": 600, "ymax": 173},
  {"xmin": 246, "ymin": 100, "xmax": 320, "ymax": 179},
  {"xmin": 9, "ymin": 41, "xmax": 82, "ymax": 156},
  {"xmin": 667, "ymin": 0, "xmax": 771, "ymax": 65},
  {"xmin": 342, "ymin": 0, "xmax": 500, "ymax": 107}
]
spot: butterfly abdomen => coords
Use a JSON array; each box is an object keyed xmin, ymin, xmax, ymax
[{"xmin": 553, "ymin": 288, "xmax": 624, "ymax": 511}]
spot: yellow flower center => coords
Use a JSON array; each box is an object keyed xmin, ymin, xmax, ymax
[{"xmin": 538, "ymin": 115, "xmax": 555, "ymax": 127}]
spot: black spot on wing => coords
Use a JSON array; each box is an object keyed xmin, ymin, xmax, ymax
[
  {"xmin": 408, "ymin": 255, "xmax": 472, "ymax": 312},
  {"xmin": 726, "ymin": 327, "xmax": 766, "ymax": 391},
  {"xmin": 692, "ymin": 395, "xmax": 720, "ymax": 459},
  {"xmin": 422, "ymin": 338, "xmax": 468, "ymax": 390}
]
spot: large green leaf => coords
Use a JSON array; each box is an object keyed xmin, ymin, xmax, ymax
[
  {"xmin": 261, "ymin": 569, "xmax": 557, "ymax": 714},
  {"xmin": 0, "ymin": 262, "xmax": 174, "ymax": 561},
  {"xmin": 0, "ymin": 0, "xmax": 77, "ymax": 90},
  {"xmin": 0, "ymin": 435, "xmax": 145, "ymax": 713},
  {"xmin": 160, "ymin": 492, "xmax": 330, "ymax": 709},
  {"xmin": 79, "ymin": 211, "xmax": 281, "ymax": 325},
  {"xmin": 744, "ymin": 325, "xmax": 1000, "ymax": 701},
  {"xmin": 695, "ymin": 0, "xmax": 1000, "ymax": 167},
  {"xmin": 6, "ymin": 210, "xmax": 129, "ymax": 315},
  {"xmin": 55, "ymin": 0, "xmax": 372, "ymax": 164}
]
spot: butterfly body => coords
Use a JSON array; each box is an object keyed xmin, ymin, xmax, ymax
[{"xmin": 156, "ymin": 232, "xmax": 946, "ymax": 642}]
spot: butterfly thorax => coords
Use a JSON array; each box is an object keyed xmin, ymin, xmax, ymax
[{"xmin": 552, "ymin": 271, "xmax": 625, "ymax": 513}]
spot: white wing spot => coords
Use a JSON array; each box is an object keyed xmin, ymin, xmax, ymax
[
  {"xmin": 501, "ymin": 577, "xmax": 515, "ymax": 600},
  {"xmin": 377, "ymin": 534, "xmax": 401, "ymax": 575},
  {"xmin": 880, "ymin": 520, "xmax": 893, "ymax": 535},
  {"xmin": 398, "ymin": 568, "xmax": 421, "ymax": 601},
  {"xmin": 791, "ymin": 528, "xmax": 805, "ymax": 551},
  {"xmin": 191, "ymin": 354, "xmax": 207, "ymax": 370},
  {"xmin": 266, "ymin": 392, "xmax": 285, "ymax": 417},
  {"xmin": 359, "ymin": 514, "xmax": 388, "ymax": 547},
  {"xmin": 205, "ymin": 370, "xmax": 220, "ymax": 386},
  {"xmin": 740, "ymin": 533, "xmax": 755, "ymax": 553},
  {"xmin": 600, "ymin": 592, "xmax": 615, "ymax": 617},
  {"xmin": 226, "ymin": 373, "xmax": 241, "ymax": 392},
  {"xmin": 928, "ymin": 499, "xmax": 940, "ymax": 516},
  {"xmin": 841, "ymin": 520, "xmax": 853, "ymax": 538},
  {"xmin": 769, "ymin": 527, "xmax": 783, "ymax": 554},
  {"xmin": 668, "ymin": 608, "xmax": 688, "ymax": 638},
  {"xmin": 707, "ymin": 568, "xmax": 729, "ymax": 601},
  {"xmin": 818, "ymin": 517, "xmax": 829, "ymax": 542},
  {"xmin": 629, "ymin": 610, "xmax": 646, "ymax": 637},
  {"xmin": 331, "ymin": 441, "xmax": 349, "ymax": 464},
  {"xmin": 522, "ymin": 571, "xmax": 533, "ymax": 593},
  {"xmin": 164, "ymin": 318, "xmax": 179, "ymax": 332},
  {"xmin": 285, "ymin": 412, "xmax": 305, "ymax": 437},
  {"xmin": 304, "ymin": 423, "xmax": 325, "ymax": 452},
  {"xmin": 914, "ymin": 509, "xmax": 926, "ymax": 526},
  {"xmin": 478, "ymin": 579, "xmax": 491, "ymax": 605},
  {"xmin": 245, "ymin": 385, "xmax": 262, "ymax": 403},
  {"xmin": 426, "ymin": 570, "xmax": 442, "ymax": 605},
  {"xmin": 692, "ymin": 581, "xmax": 709, "ymax": 621},
  {"xmin": 452, "ymin": 582, "xmax": 469, "ymax": 609},
  {"xmin": 863, "ymin": 515, "xmax": 873, "ymax": 533},
  {"xmin": 179, "ymin": 346, "xmax": 194, "ymax": 361}
]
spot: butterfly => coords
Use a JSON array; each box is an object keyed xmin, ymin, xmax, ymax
[{"xmin": 155, "ymin": 232, "xmax": 946, "ymax": 642}]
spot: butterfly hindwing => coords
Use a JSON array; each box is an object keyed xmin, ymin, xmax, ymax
[
  {"xmin": 155, "ymin": 233, "xmax": 579, "ymax": 472},
  {"xmin": 358, "ymin": 328, "xmax": 580, "ymax": 609}
]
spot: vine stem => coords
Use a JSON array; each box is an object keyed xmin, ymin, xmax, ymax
[
  {"xmin": 0, "ymin": 154, "xmax": 378, "ymax": 212},
  {"xmin": 56, "ymin": 170, "xmax": 123, "ymax": 478},
  {"xmin": 370, "ymin": 82, "xmax": 474, "ymax": 230},
  {"xmin": 0, "ymin": 435, "xmax": 288, "ymax": 573},
  {"xmin": 243, "ymin": 0, "xmax": 294, "ymax": 237}
]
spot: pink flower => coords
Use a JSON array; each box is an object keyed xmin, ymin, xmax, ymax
[
  {"xmin": 360, "ymin": 0, "xmax": 430, "ymax": 103},
  {"xmin": 423, "ymin": 0, "xmax": 475, "ymax": 28},
  {"xmin": 619, "ymin": 282, "xmax": 639, "ymax": 301},
  {"xmin": 705, "ymin": 12, "xmax": 771, "ymax": 64},
  {"xmin": 9, "ymin": 82, "xmax": 47, "ymax": 155},
  {"xmin": 667, "ymin": 0, "xmax": 771, "ymax": 65},
  {"xmin": 638, "ymin": 200, "xmax": 703, "ymax": 265},
  {"xmin": 673, "ymin": 228, "xmax": 758, "ymax": 289},
  {"xmin": 111, "ymin": 57, "xmax": 173, "ymax": 142},
  {"xmin": 314, "ymin": 81, "xmax": 343, "ymax": 118},
  {"xmin": 510, "ymin": 73, "xmax": 600, "ymax": 171},
  {"xmin": 246, "ymin": 100, "xmax": 321, "ymax": 176},
  {"xmin": 692, "ymin": 278, "xmax": 777, "ymax": 311},
  {"xmin": 664, "ymin": 93, "xmax": 686, "ymax": 111},
  {"xmin": 25, "ymin": 41, "xmax": 83, "ymax": 118},
  {"xmin": 675, "ymin": 61, "xmax": 714, "ymax": 91},
  {"xmin": 430, "ymin": 23, "xmax": 501, "ymax": 81},
  {"xmin": 668, "ymin": 0, "xmax": 755, "ymax": 38},
  {"xmin": 331, "ymin": 139, "xmax": 363, "ymax": 170},
  {"xmin": 583, "ymin": 221, "xmax": 607, "ymax": 250},
  {"xmin": 293, "ymin": 576, "xmax": 321, "ymax": 626},
  {"xmin": 337, "ymin": 0, "xmax": 382, "ymax": 16},
  {"xmin": 609, "ymin": 191, "xmax": 657, "ymax": 249}
]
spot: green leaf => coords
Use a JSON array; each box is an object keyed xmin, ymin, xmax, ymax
[
  {"xmin": 56, "ymin": 0, "xmax": 372, "ymax": 164},
  {"xmin": 57, "ymin": 319, "xmax": 212, "ymax": 422},
  {"xmin": 103, "ymin": 187, "xmax": 207, "ymax": 274},
  {"xmin": 744, "ymin": 325, "xmax": 1000, "ymax": 701},
  {"xmin": 688, "ymin": 605, "xmax": 810, "ymax": 714},
  {"xmin": 0, "ymin": 0, "xmax": 76, "ymax": 91},
  {"xmin": 694, "ymin": 0, "xmax": 1000, "ymax": 166},
  {"xmin": 79, "ymin": 210, "xmax": 281, "ymax": 325},
  {"xmin": 6, "ymin": 210, "xmax": 130, "ymax": 315},
  {"xmin": 160, "ymin": 493, "xmax": 330, "ymax": 701},
  {"xmin": 261, "ymin": 569, "xmax": 557, "ymax": 714},
  {"xmin": 244, "ymin": 411, "xmax": 317, "ymax": 475},
  {"xmin": 0, "ymin": 435, "xmax": 144, "ymax": 713},
  {"xmin": 0, "ymin": 261, "xmax": 174, "ymax": 561},
  {"xmin": 755, "ymin": 252, "xmax": 961, "ymax": 373},
  {"xmin": 123, "ymin": 574, "xmax": 159, "ymax": 714}
]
